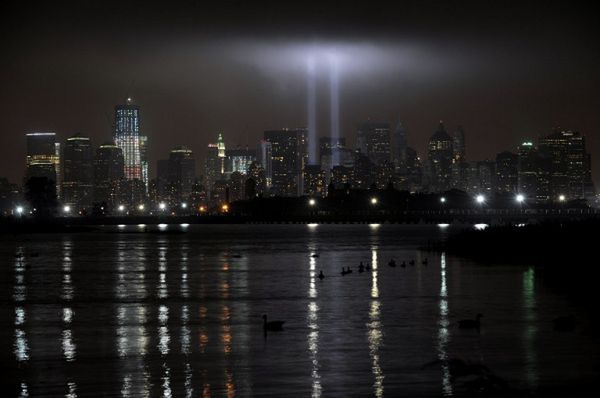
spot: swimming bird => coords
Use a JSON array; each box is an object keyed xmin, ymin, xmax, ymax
[
  {"xmin": 345, "ymin": 266, "xmax": 353, "ymax": 274},
  {"xmin": 422, "ymin": 258, "xmax": 429, "ymax": 265},
  {"xmin": 358, "ymin": 263, "xmax": 365, "ymax": 273},
  {"xmin": 401, "ymin": 261, "xmax": 407, "ymax": 268},
  {"xmin": 388, "ymin": 259, "xmax": 397, "ymax": 267},
  {"xmin": 311, "ymin": 254, "xmax": 320, "ymax": 258},
  {"xmin": 459, "ymin": 314, "xmax": 483, "ymax": 330},
  {"xmin": 365, "ymin": 263, "xmax": 371, "ymax": 271},
  {"xmin": 341, "ymin": 268, "xmax": 347, "ymax": 276},
  {"xmin": 553, "ymin": 315, "xmax": 576, "ymax": 332},
  {"xmin": 409, "ymin": 259, "xmax": 415, "ymax": 265},
  {"xmin": 318, "ymin": 270, "xmax": 325, "ymax": 280},
  {"xmin": 263, "ymin": 314, "xmax": 285, "ymax": 331}
]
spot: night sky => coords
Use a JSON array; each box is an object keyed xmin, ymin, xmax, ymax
[{"xmin": 1, "ymin": 1, "xmax": 599, "ymax": 184}]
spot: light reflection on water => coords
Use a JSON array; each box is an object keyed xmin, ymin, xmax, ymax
[
  {"xmin": 368, "ymin": 246, "xmax": 384, "ymax": 398},
  {"xmin": 438, "ymin": 253, "xmax": 453, "ymax": 396},
  {"xmin": 307, "ymin": 251, "xmax": 322, "ymax": 397},
  {"xmin": 5, "ymin": 225, "xmax": 597, "ymax": 396}
]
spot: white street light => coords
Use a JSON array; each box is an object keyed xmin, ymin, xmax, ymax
[
  {"xmin": 118, "ymin": 205, "xmax": 125, "ymax": 212},
  {"xmin": 308, "ymin": 198, "xmax": 316, "ymax": 206},
  {"xmin": 440, "ymin": 197, "xmax": 446, "ymax": 203},
  {"xmin": 558, "ymin": 194, "xmax": 566, "ymax": 202},
  {"xmin": 181, "ymin": 203, "xmax": 188, "ymax": 209},
  {"xmin": 16, "ymin": 206, "xmax": 24, "ymax": 215},
  {"xmin": 476, "ymin": 195, "xmax": 485, "ymax": 204},
  {"xmin": 63, "ymin": 205, "xmax": 71, "ymax": 214},
  {"xmin": 138, "ymin": 204, "xmax": 145, "ymax": 211},
  {"xmin": 516, "ymin": 194, "xmax": 525, "ymax": 203},
  {"xmin": 159, "ymin": 202, "xmax": 166, "ymax": 211},
  {"xmin": 370, "ymin": 197, "xmax": 378, "ymax": 205}
]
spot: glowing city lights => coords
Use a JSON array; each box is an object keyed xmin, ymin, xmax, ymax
[
  {"xmin": 558, "ymin": 194, "xmax": 566, "ymax": 202},
  {"xmin": 159, "ymin": 202, "xmax": 166, "ymax": 210},
  {"xmin": 16, "ymin": 206, "xmax": 24, "ymax": 215},
  {"xmin": 308, "ymin": 198, "xmax": 316, "ymax": 206},
  {"xmin": 118, "ymin": 205, "xmax": 125, "ymax": 212},
  {"xmin": 440, "ymin": 197, "xmax": 446, "ymax": 203},
  {"xmin": 516, "ymin": 194, "xmax": 525, "ymax": 203},
  {"xmin": 475, "ymin": 195, "xmax": 485, "ymax": 204},
  {"xmin": 138, "ymin": 204, "xmax": 145, "ymax": 211},
  {"xmin": 370, "ymin": 197, "xmax": 378, "ymax": 205},
  {"xmin": 63, "ymin": 205, "xmax": 71, "ymax": 214}
]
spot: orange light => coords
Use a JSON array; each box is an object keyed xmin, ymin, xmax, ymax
[
  {"xmin": 199, "ymin": 205, "xmax": 206, "ymax": 213},
  {"xmin": 221, "ymin": 204, "xmax": 229, "ymax": 212}
]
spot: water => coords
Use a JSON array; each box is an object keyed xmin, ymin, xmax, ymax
[{"xmin": 1, "ymin": 224, "xmax": 598, "ymax": 397}]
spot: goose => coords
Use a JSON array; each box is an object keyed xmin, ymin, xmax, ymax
[
  {"xmin": 365, "ymin": 263, "xmax": 371, "ymax": 271},
  {"xmin": 459, "ymin": 314, "xmax": 483, "ymax": 330},
  {"xmin": 553, "ymin": 315, "xmax": 576, "ymax": 332},
  {"xmin": 318, "ymin": 271, "xmax": 325, "ymax": 280},
  {"xmin": 358, "ymin": 263, "xmax": 365, "ymax": 273},
  {"xmin": 345, "ymin": 266, "xmax": 353, "ymax": 274},
  {"xmin": 311, "ymin": 254, "xmax": 320, "ymax": 258},
  {"xmin": 400, "ymin": 261, "xmax": 407, "ymax": 268},
  {"xmin": 409, "ymin": 259, "xmax": 415, "ymax": 265},
  {"xmin": 422, "ymin": 258, "xmax": 429, "ymax": 265},
  {"xmin": 263, "ymin": 315, "xmax": 285, "ymax": 331},
  {"xmin": 341, "ymin": 268, "xmax": 347, "ymax": 276},
  {"xmin": 388, "ymin": 259, "xmax": 397, "ymax": 267}
]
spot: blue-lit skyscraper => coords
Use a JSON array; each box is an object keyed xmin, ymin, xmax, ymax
[{"xmin": 113, "ymin": 98, "xmax": 148, "ymax": 192}]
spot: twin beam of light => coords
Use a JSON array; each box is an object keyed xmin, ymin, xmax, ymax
[
  {"xmin": 306, "ymin": 52, "xmax": 340, "ymax": 166},
  {"xmin": 307, "ymin": 58, "xmax": 317, "ymax": 165}
]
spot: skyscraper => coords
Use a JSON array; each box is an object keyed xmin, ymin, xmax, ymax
[
  {"xmin": 356, "ymin": 122, "xmax": 391, "ymax": 165},
  {"xmin": 113, "ymin": 98, "xmax": 148, "ymax": 192},
  {"xmin": 495, "ymin": 151, "xmax": 519, "ymax": 193},
  {"xmin": 538, "ymin": 129, "xmax": 594, "ymax": 200},
  {"xmin": 167, "ymin": 146, "xmax": 196, "ymax": 204},
  {"xmin": 217, "ymin": 132, "xmax": 226, "ymax": 174},
  {"xmin": 518, "ymin": 141, "xmax": 538, "ymax": 198},
  {"xmin": 62, "ymin": 134, "xmax": 93, "ymax": 209},
  {"xmin": 256, "ymin": 140, "xmax": 273, "ymax": 189},
  {"xmin": 205, "ymin": 143, "xmax": 221, "ymax": 198},
  {"xmin": 393, "ymin": 121, "xmax": 408, "ymax": 171},
  {"xmin": 427, "ymin": 122, "xmax": 454, "ymax": 192},
  {"xmin": 452, "ymin": 126, "xmax": 466, "ymax": 163},
  {"xmin": 264, "ymin": 128, "xmax": 307, "ymax": 196},
  {"xmin": 93, "ymin": 142, "xmax": 124, "ymax": 207},
  {"xmin": 225, "ymin": 147, "xmax": 256, "ymax": 176},
  {"xmin": 25, "ymin": 132, "xmax": 60, "ymax": 197}
]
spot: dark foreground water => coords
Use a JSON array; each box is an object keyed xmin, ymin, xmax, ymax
[{"xmin": 1, "ymin": 224, "xmax": 598, "ymax": 397}]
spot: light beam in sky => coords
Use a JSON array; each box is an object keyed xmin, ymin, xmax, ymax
[
  {"xmin": 329, "ymin": 53, "xmax": 340, "ymax": 166},
  {"xmin": 307, "ymin": 56, "xmax": 317, "ymax": 165}
]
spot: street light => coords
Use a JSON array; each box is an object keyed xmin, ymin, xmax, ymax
[
  {"xmin": 221, "ymin": 203, "xmax": 229, "ymax": 213},
  {"xmin": 15, "ymin": 206, "xmax": 24, "ymax": 215},
  {"xmin": 440, "ymin": 197, "xmax": 446, "ymax": 204},
  {"xmin": 558, "ymin": 194, "xmax": 566, "ymax": 202},
  {"xmin": 138, "ymin": 204, "xmax": 145, "ymax": 211},
  {"xmin": 308, "ymin": 198, "xmax": 316, "ymax": 206},
  {"xmin": 181, "ymin": 203, "xmax": 188, "ymax": 209},
  {"xmin": 370, "ymin": 197, "xmax": 378, "ymax": 205},
  {"xmin": 475, "ymin": 195, "xmax": 485, "ymax": 204},
  {"xmin": 118, "ymin": 205, "xmax": 125, "ymax": 212},
  {"xmin": 515, "ymin": 194, "xmax": 525, "ymax": 203},
  {"xmin": 63, "ymin": 205, "xmax": 71, "ymax": 214},
  {"xmin": 199, "ymin": 205, "xmax": 206, "ymax": 213},
  {"xmin": 159, "ymin": 202, "xmax": 166, "ymax": 211}
]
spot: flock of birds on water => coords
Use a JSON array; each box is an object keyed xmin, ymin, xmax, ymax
[
  {"xmin": 13, "ymin": 251, "xmax": 578, "ymax": 336},
  {"xmin": 264, "ymin": 254, "xmax": 577, "ymax": 335}
]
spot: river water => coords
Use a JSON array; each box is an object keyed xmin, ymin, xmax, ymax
[{"xmin": 1, "ymin": 224, "xmax": 598, "ymax": 396}]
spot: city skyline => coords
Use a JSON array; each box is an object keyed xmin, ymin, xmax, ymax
[{"xmin": 2, "ymin": 2, "xmax": 600, "ymax": 185}]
